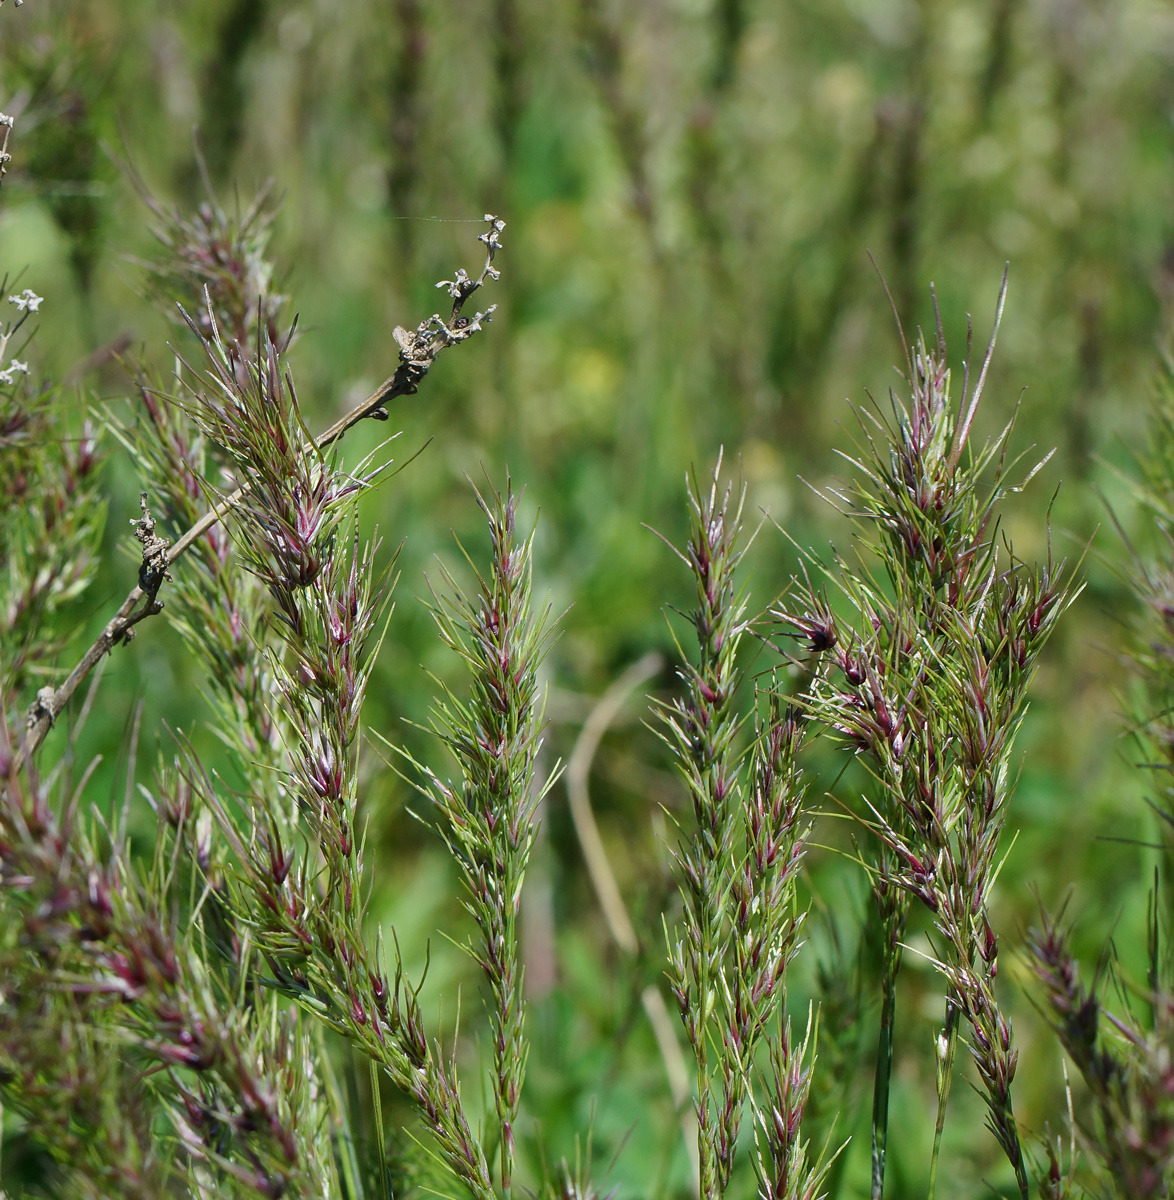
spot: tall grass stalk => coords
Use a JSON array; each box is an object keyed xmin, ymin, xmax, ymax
[
  {"xmin": 774, "ymin": 282, "xmax": 1074, "ymax": 1198},
  {"xmin": 411, "ymin": 480, "xmax": 554, "ymax": 1199},
  {"xmin": 660, "ymin": 462, "xmax": 825, "ymax": 1200}
]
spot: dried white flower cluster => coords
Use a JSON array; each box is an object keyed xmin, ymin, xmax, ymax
[
  {"xmin": 0, "ymin": 359, "xmax": 29, "ymax": 386},
  {"xmin": 0, "ymin": 291, "xmax": 42, "ymax": 382},
  {"xmin": 8, "ymin": 289, "xmax": 42, "ymax": 314}
]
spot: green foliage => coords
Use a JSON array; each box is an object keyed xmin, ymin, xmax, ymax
[{"xmin": 3, "ymin": 2, "xmax": 1174, "ymax": 1198}]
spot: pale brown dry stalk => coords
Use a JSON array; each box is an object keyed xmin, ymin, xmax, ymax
[
  {"xmin": 564, "ymin": 651, "xmax": 698, "ymax": 1184},
  {"xmin": 14, "ymin": 216, "xmax": 505, "ymax": 773}
]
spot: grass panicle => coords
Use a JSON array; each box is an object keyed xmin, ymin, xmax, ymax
[
  {"xmin": 415, "ymin": 480, "xmax": 554, "ymax": 1198},
  {"xmin": 773, "ymin": 293, "xmax": 1074, "ymax": 1199},
  {"xmin": 660, "ymin": 460, "xmax": 820, "ymax": 1199}
]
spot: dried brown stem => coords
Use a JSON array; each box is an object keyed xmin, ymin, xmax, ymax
[
  {"xmin": 14, "ymin": 216, "xmax": 504, "ymax": 771},
  {"xmin": 0, "ymin": 112, "xmax": 13, "ymax": 191}
]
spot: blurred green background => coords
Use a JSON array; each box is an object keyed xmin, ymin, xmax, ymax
[{"xmin": 3, "ymin": 1, "xmax": 1174, "ymax": 1195}]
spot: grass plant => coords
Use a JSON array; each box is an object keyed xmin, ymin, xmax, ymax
[{"xmin": 2, "ymin": 25, "xmax": 1174, "ymax": 1196}]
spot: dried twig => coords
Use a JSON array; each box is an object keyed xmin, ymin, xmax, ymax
[
  {"xmin": 0, "ymin": 111, "xmax": 13, "ymax": 192},
  {"xmin": 14, "ymin": 216, "xmax": 505, "ymax": 771}
]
